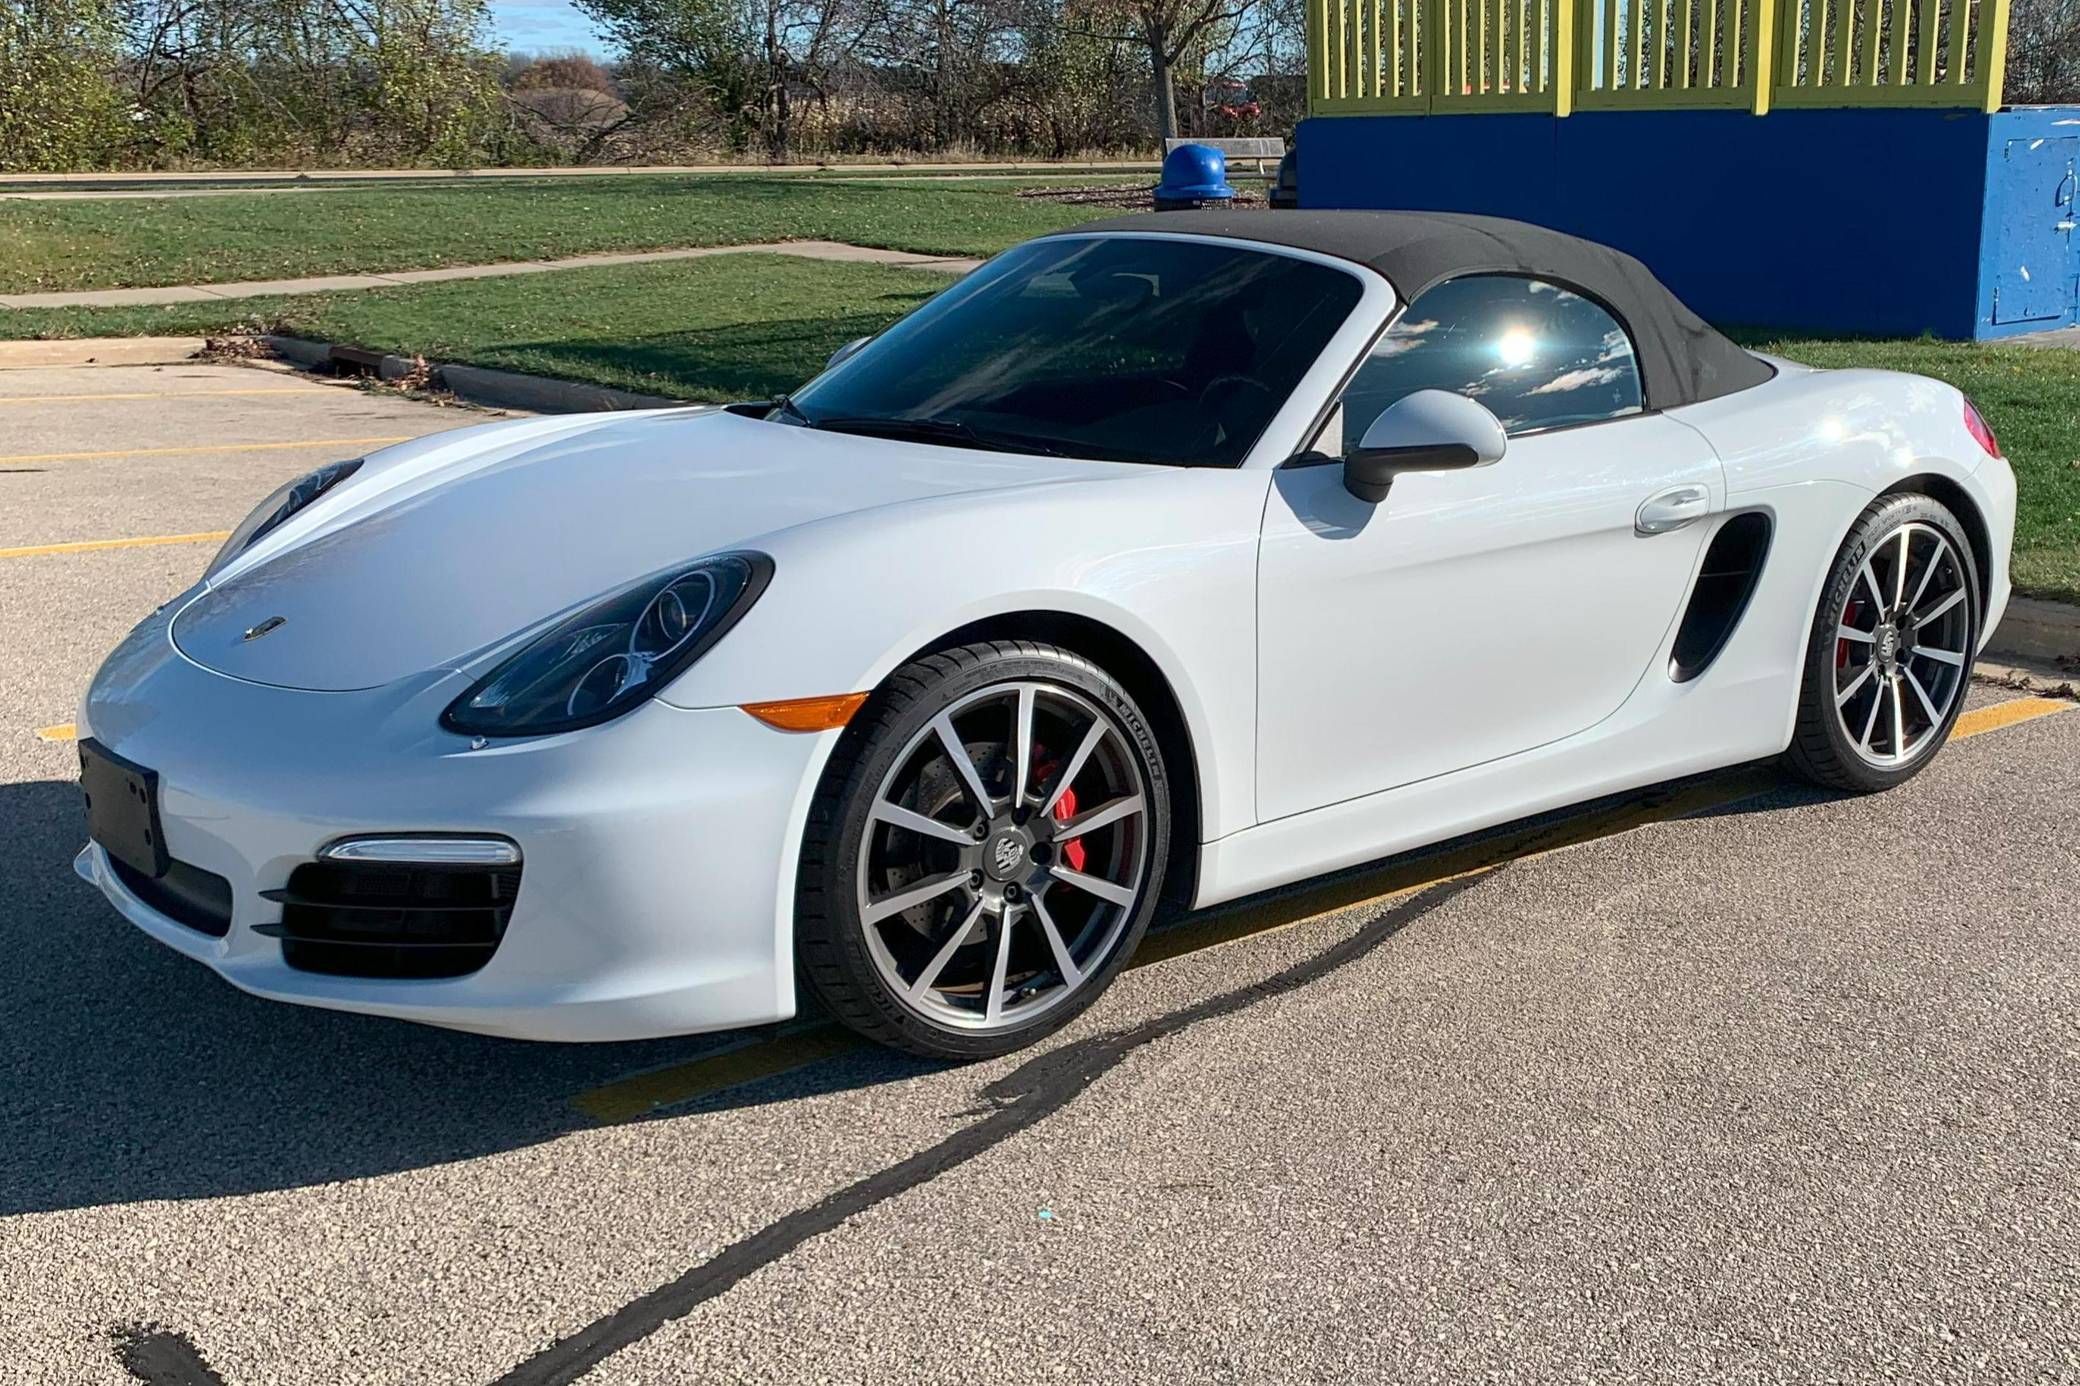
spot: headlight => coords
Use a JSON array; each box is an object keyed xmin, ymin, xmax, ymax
[
  {"xmin": 205, "ymin": 458, "xmax": 362, "ymax": 577},
  {"xmin": 442, "ymin": 552, "xmax": 772, "ymax": 737}
]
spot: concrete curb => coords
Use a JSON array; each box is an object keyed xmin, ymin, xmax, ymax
[
  {"xmin": 262, "ymin": 335, "xmax": 350, "ymax": 372},
  {"xmin": 0, "ymin": 336, "xmax": 207, "ymax": 368},
  {"xmin": 262, "ymin": 335, "xmax": 679, "ymax": 412},
  {"xmin": 1986, "ymin": 596, "xmax": 2080, "ymax": 665},
  {"xmin": 1975, "ymin": 658, "xmax": 2080, "ymax": 701},
  {"xmin": 440, "ymin": 363, "xmax": 680, "ymax": 413}
]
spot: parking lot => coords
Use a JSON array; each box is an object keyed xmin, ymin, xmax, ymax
[{"xmin": 4, "ymin": 358, "xmax": 2078, "ymax": 1385}]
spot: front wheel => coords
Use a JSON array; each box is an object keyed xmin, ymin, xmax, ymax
[
  {"xmin": 1786, "ymin": 493, "xmax": 1980, "ymax": 793},
  {"xmin": 796, "ymin": 641, "xmax": 1171, "ymax": 1060}
]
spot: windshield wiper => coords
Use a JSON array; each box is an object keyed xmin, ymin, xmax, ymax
[{"xmin": 805, "ymin": 415, "xmax": 1068, "ymax": 458}]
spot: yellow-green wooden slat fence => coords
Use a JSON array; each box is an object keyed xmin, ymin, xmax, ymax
[
  {"xmin": 1772, "ymin": 0, "xmax": 2007, "ymax": 109},
  {"xmin": 1431, "ymin": 0, "xmax": 1567, "ymax": 107},
  {"xmin": 1311, "ymin": 0, "xmax": 1429, "ymax": 108},
  {"xmin": 1603, "ymin": 0, "xmax": 1619, "ymax": 87},
  {"xmin": 1948, "ymin": 0, "xmax": 1973, "ymax": 92},
  {"xmin": 1375, "ymin": 0, "xmax": 1386, "ymax": 98},
  {"xmin": 1304, "ymin": 0, "xmax": 2002, "ymax": 112},
  {"xmin": 1573, "ymin": 0, "xmax": 1758, "ymax": 107}
]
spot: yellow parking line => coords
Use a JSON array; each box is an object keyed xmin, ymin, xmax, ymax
[
  {"xmin": 567, "ymin": 691, "xmax": 2078, "ymax": 1122},
  {"xmin": 571, "ymin": 1025, "xmax": 864, "ymax": 1124},
  {"xmin": 0, "ymin": 530, "xmax": 229, "ymax": 559},
  {"xmin": 0, "ymin": 435, "xmax": 409, "ymax": 466},
  {"xmin": 35, "ymin": 723, "xmax": 77, "ymax": 741},
  {"xmin": 0, "ymin": 388, "xmax": 336, "ymax": 405},
  {"xmin": 1950, "ymin": 696, "xmax": 2074, "ymax": 739}
]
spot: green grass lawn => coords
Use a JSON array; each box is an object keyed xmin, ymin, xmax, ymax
[
  {"xmin": 0, "ymin": 175, "xmax": 1125, "ymax": 293},
  {"xmin": 0, "ymin": 253, "xmax": 946, "ymax": 401},
  {"xmin": 1753, "ymin": 335, "xmax": 2080, "ymax": 606},
  {"xmin": 3, "ymin": 249, "xmax": 2073, "ymax": 605}
]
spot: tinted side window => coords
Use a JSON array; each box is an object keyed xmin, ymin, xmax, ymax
[{"xmin": 1339, "ymin": 275, "xmax": 1643, "ymax": 450}]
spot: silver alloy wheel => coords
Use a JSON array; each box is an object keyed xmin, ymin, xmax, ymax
[
  {"xmin": 855, "ymin": 680, "xmax": 1152, "ymax": 1031},
  {"xmin": 1831, "ymin": 521, "xmax": 1972, "ymax": 767}
]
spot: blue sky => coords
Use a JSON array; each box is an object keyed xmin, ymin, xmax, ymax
[{"xmin": 490, "ymin": 0, "xmax": 610, "ymax": 54}]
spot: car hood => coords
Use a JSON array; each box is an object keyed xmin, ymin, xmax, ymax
[{"xmin": 172, "ymin": 409, "xmax": 1109, "ymax": 692}]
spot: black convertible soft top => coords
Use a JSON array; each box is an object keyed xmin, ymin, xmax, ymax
[{"xmin": 1047, "ymin": 210, "xmax": 1773, "ymax": 411}]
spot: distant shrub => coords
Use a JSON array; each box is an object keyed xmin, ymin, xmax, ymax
[{"xmin": 0, "ymin": 0, "xmax": 129, "ymax": 171}]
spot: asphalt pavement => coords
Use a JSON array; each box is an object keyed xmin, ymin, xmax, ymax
[{"xmin": 2, "ymin": 361, "xmax": 2076, "ymax": 1385}]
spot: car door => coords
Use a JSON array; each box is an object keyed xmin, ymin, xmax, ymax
[{"xmin": 1255, "ymin": 274, "xmax": 1726, "ymax": 823}]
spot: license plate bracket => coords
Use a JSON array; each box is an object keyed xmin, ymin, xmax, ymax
[{"xmin": 80, "ymin": 738, "xmax": 169, "ymax": 879}]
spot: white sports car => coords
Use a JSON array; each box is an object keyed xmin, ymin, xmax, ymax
[{"xmin": 77, "ymin": 211, "xmax": 2015, "ymax": 1059}]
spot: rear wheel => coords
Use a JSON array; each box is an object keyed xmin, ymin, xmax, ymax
[
  {"xmin": 797, "ymin": 641, "xmax": 1170, "ymax": 1059},
  {"xmin": 1786, "ymin": 494, "xmax": 1979, "ymax": 793}
]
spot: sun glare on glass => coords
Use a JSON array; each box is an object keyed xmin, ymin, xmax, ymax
[{"xmin": 1495, "ymin": 328, "xmax": 1537, "ymax": 368}]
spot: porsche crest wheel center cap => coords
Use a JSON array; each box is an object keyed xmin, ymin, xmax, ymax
[
  {"xmin": 1876, "ymin": 624, "xmax": 1901, "ymax": 669},
  {"xmin": 984, "ymin": 829, "xmax": 1031, "ymax": 881}
]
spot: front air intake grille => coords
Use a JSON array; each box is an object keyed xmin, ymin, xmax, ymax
[
  {"xmin": 109, "ymin": 855, "xmax": 234, "ymax": 938},
  {"xmin": 257, "ymin": 859, "xmax": 520, "ymax": 979}
]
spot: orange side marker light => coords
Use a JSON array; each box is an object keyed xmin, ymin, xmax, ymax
[{"xmin": 739, "ymin": 692, "xmax": 869, "ymax": 732}]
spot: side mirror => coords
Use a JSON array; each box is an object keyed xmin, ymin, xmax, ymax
[
  {"xmin": 1343, "ymin": 389, "xmax": 1507, "ymax": 503},
  {"xmin": 826, "ymin": 336, "xmax": 872, "ymax": 372}
]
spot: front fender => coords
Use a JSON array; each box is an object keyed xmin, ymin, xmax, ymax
[{"xmin": 659, "ymin": 465, "xmax": 1274, "ymax": 841}]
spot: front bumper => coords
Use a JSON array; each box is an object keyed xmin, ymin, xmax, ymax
[{"xmin": 75, "ymin": 609, "xmax": 836, "ymax": 1042}]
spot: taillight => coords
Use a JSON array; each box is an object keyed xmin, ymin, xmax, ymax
[{"xmin": 1963, "ymin": 397, "xmax": 2002, "ymax": 458}]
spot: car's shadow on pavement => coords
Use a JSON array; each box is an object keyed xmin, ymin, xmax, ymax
[
  {"xmin": 0, "ymin": 777, "xmax": 930, "ymax": 1217},
  {"xmin": 3, "ymin": 762, "xmax": 1837, "ymax": 1216}
]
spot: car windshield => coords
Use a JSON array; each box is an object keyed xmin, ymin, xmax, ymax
[{"xmin": 783, "ymin": 235, "xmax": 1365, "ymax": 468}]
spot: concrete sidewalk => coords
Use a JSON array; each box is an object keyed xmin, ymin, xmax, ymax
[
  {"xmin": 3, "ymin": 173, "xmax": 1153, "ymax": 203},
  {"xmin": 0, "ymin": 159, "xmax": 1156, "ymax": 191},
  {"xmin": 0, "ymin": 240, "xmax": 983, "ymax": 311}
]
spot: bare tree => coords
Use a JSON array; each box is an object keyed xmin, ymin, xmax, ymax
[
  {"xmin": 2008, "ymin": 0, "xmax": 2080, "ymax": 102},
  {"xmin": 116, "ymin": 0, "xmax": 511, "ymax": 164},
  {"xmin": 579, "ymin": 0, "xmax": 869, "ymax": 157},
  {"xmin": 860, "ymin": 0, "xmax": 1024, "ymax": 149},
  {"xmin": 1065, "ymin": 0, "xmax": 1253, "ymax": 141}
]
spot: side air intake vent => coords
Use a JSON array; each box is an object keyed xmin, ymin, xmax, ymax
[
  {"xmin": 255, "ymin": 859, "xmax": 520, "ymax": 979},
  {"xmin": 1670, "ymin": 512, "xmax": 1772, "ymax": 683}
]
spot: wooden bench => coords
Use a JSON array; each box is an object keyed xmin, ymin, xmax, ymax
[{"xmin": 1163, "ymin": 137, "xmax": 1286, "ymax": 177}]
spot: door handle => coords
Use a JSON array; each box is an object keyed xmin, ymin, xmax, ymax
[{"xmin": 1636, "ymin": 485, "xmax": 1711, "ymax": 535}]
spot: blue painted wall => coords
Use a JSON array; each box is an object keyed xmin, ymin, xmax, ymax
[
  {"xmin": 1976, "ymin": 107, "xmax": 2080, "ymax": 335},
  {"xmin": 1296, "ymin": 107, "xmax": 2080, "ymax": 340}
]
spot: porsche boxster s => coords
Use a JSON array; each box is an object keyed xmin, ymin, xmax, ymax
[{"xmin": 76, "ymin": 211, "xmax": 2016, "ymax": 1059}]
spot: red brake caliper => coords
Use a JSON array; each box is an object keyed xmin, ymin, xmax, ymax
[
  {"xmin": 1837, "ymin": 598, "xmax": 1863, "ymax": 670},
  {"xmin": 1033, "ymin": 751, "xmax": 1087, "ymax": 873}
]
